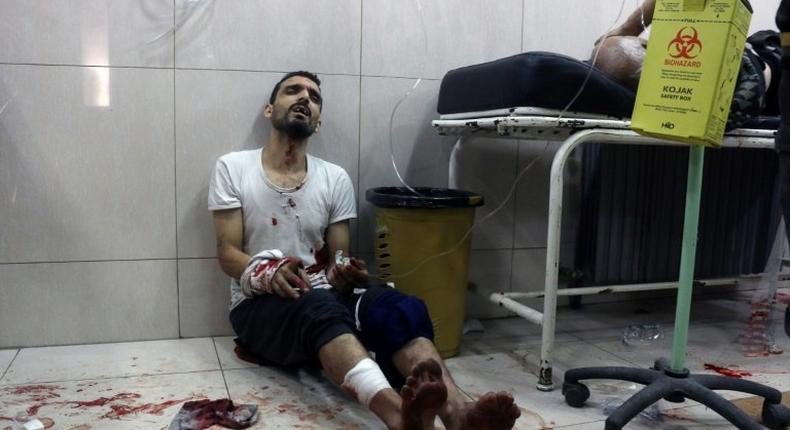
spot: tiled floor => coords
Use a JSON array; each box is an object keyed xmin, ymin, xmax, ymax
[{"xmin": 1, "ymin": 294, "xmax": 788, "ymax": 429}]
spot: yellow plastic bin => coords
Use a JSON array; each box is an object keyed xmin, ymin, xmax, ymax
[{"xmin": 366, "ymin": 187, "xmax": 484, "ymax": 358}]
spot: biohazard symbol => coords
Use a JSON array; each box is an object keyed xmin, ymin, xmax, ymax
[{"xmin": 667, "ymin": 27, "xmax": 702, "ymax": 59}]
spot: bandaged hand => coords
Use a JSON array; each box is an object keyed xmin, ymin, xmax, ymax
[
  {"xmin": 327, "ymin": 254, "xmax": 368, "ymax": 295},
  {"xmin": 240, "ymin": 251, "xmax": 310, "ymax": 299}
]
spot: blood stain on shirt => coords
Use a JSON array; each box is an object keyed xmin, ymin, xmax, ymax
[{"xmin": 271, "ymin": 218, "xmax": 278, "ymax": 226}]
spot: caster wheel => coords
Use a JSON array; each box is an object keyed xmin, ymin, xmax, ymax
[
  {"xmin": 562, "ymin": 382, "xmax": 590, "ymax": 407},
  {"xmin": 762, "ymin": 402, "xmax": 790, "ymax": 429}
]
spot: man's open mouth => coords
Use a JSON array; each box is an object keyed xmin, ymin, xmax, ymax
[{"xmin": 291, "ymin": 105, "xmax": 310, "ymax": 118}]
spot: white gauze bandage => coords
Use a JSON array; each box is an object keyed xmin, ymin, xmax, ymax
[{"xmin": 342, "ymin": 358, "xmax": 392, "ymax": 407}]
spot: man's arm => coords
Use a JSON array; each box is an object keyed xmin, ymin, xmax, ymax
[
  {"xmin": 326, "ymin": 219, "xmax": 352, "ymax": 262},
  {"xmin": 611, "ymin": 0, "xmax": 655, "ymax": 37},
  {"xmin": 212, "ymin": 208, "xmax": 250, "ymax": 280},
  {"xmin": 326, "ymin": 220, "xmax": 368, "ymax": 294}
]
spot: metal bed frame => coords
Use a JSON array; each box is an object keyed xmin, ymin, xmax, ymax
[{"xmin": 433, "ymin": 110, "xmax": 776, "ymax": 390}]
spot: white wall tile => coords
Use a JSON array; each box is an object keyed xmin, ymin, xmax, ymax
[
  {"xmin": 0, "ymin": 65, "xmax": 175, "ymax": 262},
  {"xmin": 0, "ymin": 0, "xmax": 173, "ymax": 67},
  {"xmin": 178, "ymin": 258, "xmax": 234, "ymax": 338},
  {"xmin": 363, "ymin": 0, "xmax": 523, "ymax": 79},
  {"xmin": 750, "ymin": 0, "xmax": 781, "ymax": 34},
  {"xmin": 454, "ymin": 138, "xmax": 519, "ymax": 250},
  {"xmin": 358, "ymin": 77, "xmax": 452, "ymax": 254},
  {"xmin": 523, "ymin": 0, "xmax": 633, "ymax": 60},
  {"xmin": 175, "ymin": 70, "xmax": 359, "ymax": 258},
  {"xmin": 0, "ymin": 260, "xmax": 178, "ymax": 348},
  {"xmin": 510, "ymin": 247, "xmax": 571, "ymax": 311},
  {"xmin": 466, "ymin": 250, "xmax": 514, "ymax": 319},
  {"xmin": 511, "ymin": 139, "xmax": 583, "ymax": 250},
  {"xmin": 175, "ymin": 0, "xmax": 361, "ymax": 74},
  {"xmin": 513, "ymin": 140, "xmax": 555, "ymax": 248}
]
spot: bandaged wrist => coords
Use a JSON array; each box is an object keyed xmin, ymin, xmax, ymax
[
  {"xmin": 342, "ymin": 358, "xmax": 392, "ymax": 407},
  {"xmin": 241, "ymin": 256, "xmax": 301, "ymax": 297},
  {"xmin": 239, "ymin": 249, "xmax": 284, "ymax": 297}
]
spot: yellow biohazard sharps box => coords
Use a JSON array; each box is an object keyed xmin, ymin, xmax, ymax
[{"xmin": 631, "ymin": 0, "xmax": 752, "ymax": 146}]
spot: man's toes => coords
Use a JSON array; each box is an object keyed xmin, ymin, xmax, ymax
[
  {"xmin": 508, "ymin": 403, "xmax": 521, "ymax": 420},
  {"xmin": 401, "ymin": 383, "xmax": 415, "ymax": 402},
  {"xmin": 410, "ymin": 362, "xmax": 425, "ymax": 377},
  {"xmin": 496, "ymin": 392, "xmax": 514, "ymax": 407},
  {"xmin": 477, "ymin": 392, "xmax": 500, "ymax": 410}
]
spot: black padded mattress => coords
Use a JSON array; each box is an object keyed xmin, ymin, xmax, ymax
[{"xmin": 437, "ymin": 51, "xmax": 637, "ymax": 118}]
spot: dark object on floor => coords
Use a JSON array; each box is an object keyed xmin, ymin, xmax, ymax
[
  {"xmin": 785, "ymin": 305, "xmax": 789, "ymax": 338},
  {"xmin": 563, "ymin": 358, "xmax": 790, "ymax": 430},
  {"xmin": 169, "ymin": 398, "xmax": 258, "ymax": 430}
]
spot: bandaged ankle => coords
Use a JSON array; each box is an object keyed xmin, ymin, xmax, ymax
[{"xmin": 342, "ymin": 358, "xmax": 392, "ymax": 407}]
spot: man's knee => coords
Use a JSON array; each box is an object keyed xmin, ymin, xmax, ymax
[
  {"xmin": 359, "ymin": 288, "xmax": 435, "ymax": 359},
  {"xmin": 294, "ymin": 289, "xmax": 353, "ymax": 325},
  {"xmin": 293, "ymin": 289, "xmax": 356, "ymax": 356}
]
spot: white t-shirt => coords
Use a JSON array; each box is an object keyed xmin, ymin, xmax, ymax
[{"xmin": 208, "ymin": 148, "xmax": 357, "ymax": 310}]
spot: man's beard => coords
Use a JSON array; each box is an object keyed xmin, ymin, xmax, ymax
[{"xmin": 272, "ymin": 109, "xmax": 317, "ymax": 140}]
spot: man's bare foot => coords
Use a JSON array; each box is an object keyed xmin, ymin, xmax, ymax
[
  {"xmin": 400, "ymin": 358, "xmax": 448, "ymax": 430},
  {"xmin": 460, "ymin": 391, "xmax": 521, "ymax": 430}
]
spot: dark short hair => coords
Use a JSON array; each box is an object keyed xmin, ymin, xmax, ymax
[{"xmin": 269, "ymin": 71, "xmax": 322, "ymax": 105}]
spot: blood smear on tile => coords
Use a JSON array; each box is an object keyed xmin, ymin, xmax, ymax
[
  {"xmin": 72, "ymin": 392, "xmax": 140, "ymax": 408},
  {"xmin": 103, "ymin": 398, "xmax": 191, "ymax": 419},
  {"xmin": 703, "ymin": 363, "xmax": 752, "ymax": 378}
]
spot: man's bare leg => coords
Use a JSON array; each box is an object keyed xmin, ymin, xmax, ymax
[
  {"xmin": 392, "ymin": 337, "xmax": 521, "ymax": 430},
  {"xmin": 319, "ymin": 333, "xmax": 444, "ymax": 430}
]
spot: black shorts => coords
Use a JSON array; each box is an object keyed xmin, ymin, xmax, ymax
[
  {"xmin": 229, "ymin": 285, "xmax": 434, "ymax": 388},
  {"xmin": 230, "ymin": 288, "xmax": 356, "ymax": 369}
]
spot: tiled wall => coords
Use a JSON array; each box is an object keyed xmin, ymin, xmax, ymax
[{"xmin": 0, "ymin": 0, "xmax": 780, "ymax": 347}]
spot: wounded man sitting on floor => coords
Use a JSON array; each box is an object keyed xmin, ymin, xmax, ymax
[{"xmin": 208, "ymin": 70, "xmax": 522, "ymax": 430}]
